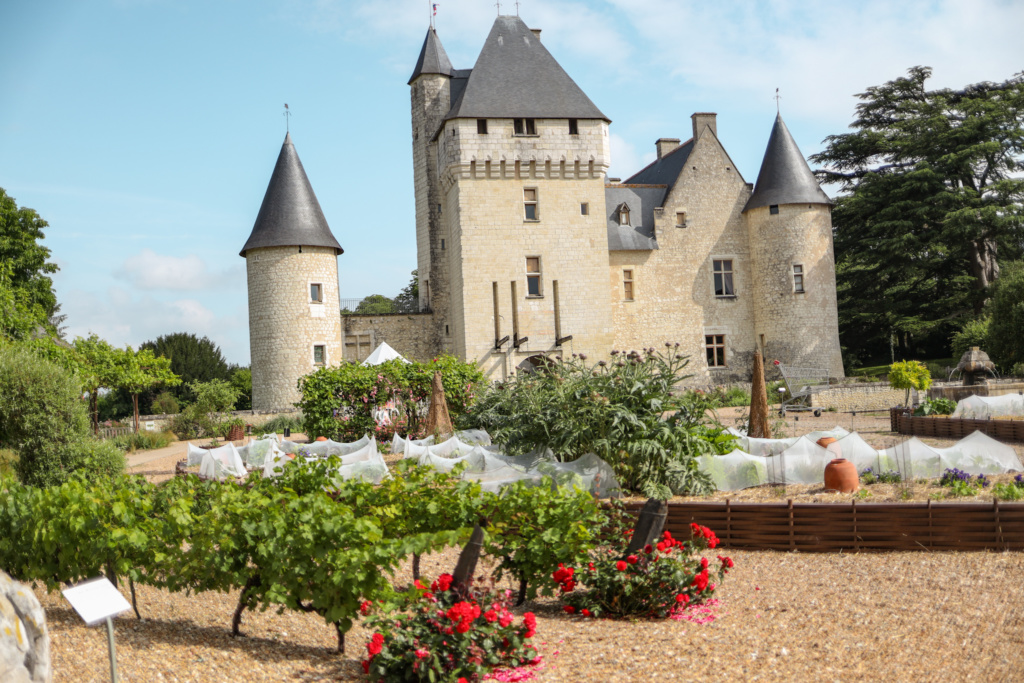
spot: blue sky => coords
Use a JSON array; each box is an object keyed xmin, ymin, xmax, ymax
[{"xmin": 2, "ymin": 0, "xmax": 1021, "ymax": 364}]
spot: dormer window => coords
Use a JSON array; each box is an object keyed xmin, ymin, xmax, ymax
[
  {"xmin": 618, "ymin": 204, "xmax": 631, "ymax": 226},
  {"xmin": 513, "ymin": 118, "xmax": 537, "ymax": 136}
]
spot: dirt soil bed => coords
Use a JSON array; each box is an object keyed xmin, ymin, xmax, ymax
[{"xmin": 38, "ymin": 547, "xmax": 1024, "ymax": 682}]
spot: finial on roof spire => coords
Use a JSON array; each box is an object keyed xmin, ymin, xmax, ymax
[
  {"xmin": 774, "ymin": 88, "xmax": 781, "ymax": 114},
  {"xmin": 283, "ymin": 103, "xmax": 290, "ymax": 133},
  {"xmin": 495, "ymin": 0, "xmax": 501, "ymax": 15},
  {"xmin": 515, "ymin": 0, "xmax": 520, "ymax": 15},
  {"xmin": 430, "ymin": 1, "xmax": 437, "ymax": 29}
]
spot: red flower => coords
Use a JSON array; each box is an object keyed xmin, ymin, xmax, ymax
[
  {"xmin": 484, "ymin": 609, "xmax": 498, "ymax": 623},
  {"xmin": 627, "ymin": 554, "xmax": 639, "ymax": 565},
  {"xmin": 523, "ymin": 612, "xmax": 537, "ymax": 631},
  {"xmin": 588, "ymin": 562, "xmax": 595, "ymax": 571},
  {"xmin": 431, "ymin": 573, "xmax": 454, "ymax": 592},
  {"xmin": 700, "ymin": 557, "xmax": 709, "ymax": 570},
  {"xmin": 458, "ymin": 679, "xmax": 468, "ymax": 683},
  {"xmin": 499, "ymin": 613, "xmax": 513, "ymax": 628},
  {"xmin": 415, "ymin": 648, "xmax": 430, "ymax": 659},
  {"xmin": 718, "ymin": 555, "xmax": 734, "ymax": 569},
  {"xmin": 773, "ymin": 359, "xmax": 780, "ymax": 366},
  {"xmin": 581, "ymin": 608, "xmax": 591, "ymax": 617},
  {"xmin": 367, "ymin": 632, "xmax": 384, "ymax": 656},
  {"xmin": 414, "ymin": 579, "xmax": 427, "ymax": 590},
  {"xmin": 362, "ymin": 659, "xmax": 370, "ymax": 674},
  {"xmin": 615, "ymin": 560, "xmax": 627, "ymax": 571},
  {"xmin": 563, "ymin": 605, "xmax": 575, "ymax": 614},
  {"xmin": 675, "ymin": 593, "xmax": 689, "ymax": 604},
  {"xmin": 692, "ymin": 570, "xmax": 709, "ymax": 592},
  {"xmin": 656, "ymin": 542, "xmax": 667, "ymax": 552},
  {"xmin": 359, "ymin": 600, "xmax": 372, "ymax": 616},
  {"xmin": 644, "ymin": 543, "xmax": 653, "ymax": 554}
]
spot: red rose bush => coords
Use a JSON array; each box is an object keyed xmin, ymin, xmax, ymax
[
  {"xmin": 552, "ymin": 523, "xmax": 732, "ymax": 619},
  {"xmin": 362, "ymin": 574, "xmax": 541, "ymax": 682}
]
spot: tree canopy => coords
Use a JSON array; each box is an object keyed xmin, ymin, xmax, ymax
[
  {"xmin": 140, "ymin": 332, "xmax": 230, "ymax": 404},
  {"xmin": 811, "ymin": 67, "xmax": 1024, "ymax": 364},
  {"xmin": 0, "ymin": 189, "xmax": 60, "ymax": 340}
]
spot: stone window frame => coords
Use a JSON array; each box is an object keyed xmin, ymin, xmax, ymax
[
  {"xmin": 769, "ymin": 204, "xmax": 780, "ymax": 215},
  {"xmin": 580, "ymin": 202, "xmax": 589, "ymax": 216},
  {"xmin": 705, "ymin": 333, "xmax": 727, "ymax": 368},
  {"xmin": 526, "ymin": 256, "xmax": 543, "ymax": 298},
  {"xmin": 477, "ymin": 118, "xmax": 488, "ymax": 134},
  {"xmin": 513, "ymin": 118, "xmax": 538, "ymax": 136},
  {"xmin": 568, "ymin": 118, "xmax": 579, "ymax": 135},
  {"xmin": 675, "ymin": 211, "xmax": 688, "ymax": 228},
  {"xmin": 711, "ymin": 256, "xmax": 737, "ymax": 298},
  {"xmin": 523, "ymin": 187, "xmax": 540, "ymax": 222},
  {"xmin": 308, "ymin": 279, "xmax": 324, "ymax": 304},
  {"xmin": 622, "ymin": 269, "xmax": 635, "ymax": 301},
  {"xmin": 618, "ymin": 203, "xmax": 631, "ymax": 226},
  {"xmin": 312, "ymin": 342, "xmax": 327, "ymax": 366},
  {"xmin": 792, "ymin": 263, "xmax": 806, "ymax": 294}
]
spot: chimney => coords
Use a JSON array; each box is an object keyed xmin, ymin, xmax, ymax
[
  {"xmin": 607, "ymin": 178, "xmax": 621, "ymax": 185},
  {"xmin": 691, "ymin": 112, "xmax": 717, "ymax": 139},
  {"xmin": 530, "ymin": 28, "xmax": 542, "ymax": 40},
  {"xmin": 655, "ymin": 138, "xmax": 680, "ymax": 159}
]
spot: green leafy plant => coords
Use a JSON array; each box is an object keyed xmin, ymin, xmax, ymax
[
  {"xmin": 993, "ymin": 482, "xmax": 1024, "ymax": 501},
  {"xmin": 704, "ymin": 386, "xmax": 751, "ymax": 408},
  {"xmin": 888, "ymin": 360, "xmax": 932, "ymax": 407},
  {"xmin": 254, "ymin": 413, "xmax": 304, "ymax": 435},
  {"xmin": 111, "ymin": 430, "xmax": 175, "ymax": 452},
  {"xmin": 169, "ymin": 379, "xmax": 239, "ymax": 439},
  {"xmin": 150, "ymin": 391, "xmax": 180, "ymax": 415},
  {"xmin": 913, "ymin": 397, "xmax": 957, "ymax": 416},
  {"xmin": 860, "ymin": 467, "xmax": 902, "ymax": 485},
  {"xmin": 555, "ymin": 523, "xmax": 729, "ymax": 619},
  {"xmin": 362, "ymin": 575, "xmax": 539, "ymax": 682}
]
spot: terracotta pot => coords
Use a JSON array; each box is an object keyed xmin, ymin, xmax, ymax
[
  {"xmin": 316, "ymin": 436, "xmax": 328, "ymax": 442},
  {"xmin": 816, "ymin": 437, "xmax": 838, "ymax": 449},
  {"xmin": 824, "ymin": 458, "xmax": 859, "ymax": 493}
]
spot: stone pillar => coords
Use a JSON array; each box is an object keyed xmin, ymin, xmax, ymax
[{"xmin": 0, "ymin": 570, "xmax": 51, "ymax": 683}]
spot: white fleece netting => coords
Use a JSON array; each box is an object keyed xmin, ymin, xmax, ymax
[
  {"xmin": 952, "ymin": 394, "xmax": 1024, "ymax": 419},
  {"xmin": 391, "ymin": 433, "xmax": 621, "ymax": 497},
  {"xmin": 699, "ymin": 430, "xmax": 1023, "ymax": 491}
]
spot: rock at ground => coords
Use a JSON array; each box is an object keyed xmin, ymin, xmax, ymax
[{"xmin": 0, "ymin": 570, "xmax": 51, "ymax": 683}]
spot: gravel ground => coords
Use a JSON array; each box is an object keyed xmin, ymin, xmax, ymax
[{"xmin": 38, "ymin": 547, "xmax": 1024, "ymax": 682}]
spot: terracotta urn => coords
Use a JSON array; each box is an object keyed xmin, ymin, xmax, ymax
[
  {"xmin": 818, "ymin": 437, "xmax": 859, "ymax": 493},
  {"xmin": 316, "ymin": 436, "xmax": 328, "ymax": 442}
]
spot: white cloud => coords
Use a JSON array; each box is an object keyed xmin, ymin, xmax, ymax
[
  {"xmin": 115, "ymin": 249, "xmax": 242, "ymax": 292},
  {"xmin": 608, "ymin": 133, "xmax": 654, "ymax": 180}
]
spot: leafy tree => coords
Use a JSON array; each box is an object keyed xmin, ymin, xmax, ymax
[
  {"xmin": 73, "ymin": 334, "xmax": 121, "ymax": 434},
  {"xmin": 392, "ymin": 270, "xmax": 420, "ymax": 313},
  {"xmin": 354, "ymin": 294, "xmax": 397, "ymax": 315},
  {"xmin": 0, "ymin": 264, "xmax": 48, "ymax": 341},
  {"xmin": 888, "ymin": 360, "xmax": 932, "ymax": 407},
  {"xmin": 113, "ymin": 347, "xmax": 180, "ymax": 432},
  {"xmin": 169, "ymin": 379, "xmax": 240, "ymax": 439},
  {"xmin": 229, "ymin": 367, "xmax": 252, "ymax": 410},
  {"xmin": 950, "ymin": 317, "xmax": 991, "ymax": 359},
  {"xmin": 0, "ymin": 188, "xmax": 59, "ymax": 327},
  {"xmin": 812, "ymin": 68, "xmax": 1024, "ymax": 360},
  {"xmin": 139, "ymin": 333, "xmax": 231, "ymax": 406},
  {"xmin": 986, "ymin": 261, "xmax": 1024, "ymax": 370}
]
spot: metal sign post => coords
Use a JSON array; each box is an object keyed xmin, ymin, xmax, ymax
[{"xmin": 62, "ymin": 577, "xmax": 132, "ymax": 682}]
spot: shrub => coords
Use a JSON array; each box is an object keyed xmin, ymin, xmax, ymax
[
  {"xmin": 463, "ymin": 347, "xmax": 727, "ymax": 496},
  {"xmin": 111, "ymin": 430, "xmax": 175, "ymax": 452},
  {"xmin": 950, "ymin": 318, "xmax": 990, "ymax": 359},
  {"xmin": 888, "ymin": 360, "xmax": 931, "ymax": 407},
  {"xmin": 0, "ymin": 345, "xmax": 90, "ymax": 486},
  {"xmin": 169, "ymin": 379, "xmax": 239, "ymax": 439},
  {"xmin": 987, "ymin": 261, "xmax": 1024, "ymax": 371},
  {"xmin": 361, "ymin": 577, "xmax": 539, "ymax": 682},
  {"xmin": 254, "ymin": 414, "xmax": 304, "ymax": 435},
  {"xmin": 67, "ymin": 438, "xmax": 127, "ymax": 483},
  {"xmin": 913, "ymin": 397, "xmax": 957, "ymax": 416},
  {"xmin": 555, "ymin": 523, "xmax": 730, "ymax": 619},
  {"xmin": 705, "ymin": 386, "xmax": 751, "ymax": 408},
  {"xmin": 151, "ymin": 391, "xmax": 180, "ymax": 415},
  {"xmin": 1011, "ymin": 362, "xmax": 1024, "ymax": 378},
  {"xmin": 0, "ymin": 448, "xmax": 16, "ymax": 479}
]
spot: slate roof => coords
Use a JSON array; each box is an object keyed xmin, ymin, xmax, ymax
[
  {"xmin": 743, "ymin": 114, "xmax": 830, "ymax": 212},
  {"xmin": 240, "ymin": 133, "xmax": 343, "ymax": 257},
  {"xmin": 441, "ymin": 15, "xmax": 607, "ymax": 122},
  {"xmin": 622, "ymin": 139, "xmax": 695, "ymax": 196},
  {"xmin": 408, "ymin": 28, "xmax": 453, "ymax": 84},
  {"xmin": 605, "ymin": 185, "xmax": 666, "ymax": 251}
]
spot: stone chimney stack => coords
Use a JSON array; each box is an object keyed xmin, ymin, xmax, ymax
[
  {"xmin": 691, "ymin": 112, "xmax": 717, "ymax": 139},
  {"xmin": 530, "ymin": 28, "xmax": 541, "ymax": 40},
  {"xmin": 655, "ymin": 138, "xmax": 680, "ymax": 159}
]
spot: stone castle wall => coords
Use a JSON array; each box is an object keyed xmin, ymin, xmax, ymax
[
  {"xmin": 247, "ymin": 246, "xmax": 342, "ymax": 411},
  {"xmin": 340, "ymin": 313, "xmax": 436, "ymax": 363},
  {"xmin": 747, "ymin": 203, "xmax": 844, "ymax": 378}
]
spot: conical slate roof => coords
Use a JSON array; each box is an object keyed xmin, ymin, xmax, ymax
[
  {"xmin": 743, "ymin": 114, "xmax": 830, "ymax": 212},
  {"xmin": 443, "ymin": 15, "xmax": 607, "ymax": 122},
  {"xmin": 240, "ymin": 133, "xmax": 343, "ymax": 257},
  {"xmin": 409, "ymin": 28, "xmax": 453, "ymax": 84}
]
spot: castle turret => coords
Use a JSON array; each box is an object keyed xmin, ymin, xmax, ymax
[
  {"xmin": 242, "ymin": 133, "xmax": 343, "ymax": 410},
  {"xmin": 410, "ymin": 28, "xmax": 453, "ymax": 351},
  {"xmin": 744, "ymin": 114, "xmax": 843, "ymax": 377}
]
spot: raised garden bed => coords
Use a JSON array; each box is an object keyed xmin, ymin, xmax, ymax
[{"xmin": 892, "ymin": 409, "xmax": 1024, "ymax": 442}]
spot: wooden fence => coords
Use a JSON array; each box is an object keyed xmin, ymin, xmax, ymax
[
  {"xmin": 621, "ymin": 501, "xmax": 1024, "ymax": 552},
  {"xmin": 97, "ymin": 426, "xmax": 133, "ymax": 439},
  {"xmin": 892, "ymin": 411, "xmax": 1024, "ymax": 443}
]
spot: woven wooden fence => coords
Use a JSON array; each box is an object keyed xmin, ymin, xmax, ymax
[
  {"xmin": 621, "ymin": 501, "xmax": 1024, "ymax": 552},
  {"xmin": 893, "ymin": 412, "xmax": 1024, "ymax": 443}
]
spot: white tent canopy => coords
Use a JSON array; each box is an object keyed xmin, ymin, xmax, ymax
[{"xmin": 362, "ymin": 342, "xmax": 409, "ymax": 366}]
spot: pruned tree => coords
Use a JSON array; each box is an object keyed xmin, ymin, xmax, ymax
[
  {"xmin": 73, "ymin": 334, "xmax": 121, "ymax": 435},
  {"xmin": 113, "ymin": 347, "xmax": 181, "ymax": 432}
]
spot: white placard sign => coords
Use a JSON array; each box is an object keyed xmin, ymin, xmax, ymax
[
  {"xmin": 62, "ymin": 577, "xmax": 132, "ymax": 626},
  {"xmin": 145, "ymin": 421, "xmax": 156, "ymax": 432}
]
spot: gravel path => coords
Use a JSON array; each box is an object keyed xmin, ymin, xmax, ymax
[{"xmin": 38, "ymin": 548, "xmax": 1024, "ymax": 682}]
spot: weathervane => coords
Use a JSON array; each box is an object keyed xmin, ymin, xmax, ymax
[
  {"xmin": 515, "ymin": 0, "xmax": 520, "ymax": 14},
  {"xmin": 774, "ymin": 88, "xmax": 781, "ymax": 113},
  {"xmin": 430, "ymin": 1, "xmax": 437, "ymax": 29},
  {"xmin": 284, "ymin": 103, "xmax": 291, "ymax": 132},
  {"xmin": 495, "ymin": 0, "xmax": 501, "ymax": 15}
]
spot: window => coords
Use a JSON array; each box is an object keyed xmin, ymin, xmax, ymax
[
  {"xmin": 524, "ymin": 188, "xmax": 539, "ymax": 220},
  {"xmin": 313, "ymin": 344, "xmax": 325, "ymax": 365},
  {"xmin": 477, "ymin": 119, "xmax": 488, "ymax": 134},
  {"xmin": 769, "ymin": 204, "xmax": 779, "ymax": 215},
  {"xmin": 526, "ymin": 257, "xmax": 542, "ymax": 296},
  {"xmin": 618, "ymin": 204, "xmax": 630, "ymax": 226},
  {"xmin": 310, "ymin": 283, "xmax": 323, "ymax": 303},
  {"xmin": 705, "ymin": 335, "xmax": 726, "ymax": 367},
  {"xmin": 581, "ymin": 203, "xmax": 589, "ymax": 216},
  {"xmin": 513, "ymin": 118, "xmax": 537, "ymax": 136},
  {"xmin": 623, "ymin": 269, "xmax": 634, "ymax": 301},
  {"xmin": 793, "ymin": 264, "xmax": 805, "ymax": 293},
  {"xmin": 441, "ymin": 238, "xmax": 446, "ymax": 250},
  {"xmin": 676, "ymin": 211, "xmax": 687, "ymax": 228},
  {"xmin": 713, "ymin": 259, "xmax": 735, "ymax": 297},
  {"xmin": 568, "ymin": 118, "xmax": 579, "ymax": 135}
]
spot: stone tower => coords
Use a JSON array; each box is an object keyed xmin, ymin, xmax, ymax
[
  {"xmin": 409, "ymin": 28, "xmax": 455, "ymax": 354},
  {"xmin": 241, "ymin": 133, "xmax": 344, "ymax": 410},
  {"xmin": 744, "ymin": 114, "xmax": 844, "ymax": 377},
  {"xmin": 412, "ymin": 16, "xmax": 615, "ymax": 379}
]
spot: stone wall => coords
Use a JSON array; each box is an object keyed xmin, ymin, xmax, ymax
[
  {"xmin": 136, "ymin": 408, "xmax": 302, "ymax": 434},
  {"xmin": 813, "ymin": 382, "xmax": 910, "ymax": 412},
  {"xmin": 927, "ymin": 381, "xmax": 1024, "ymax": 402},
  {"xmin": 340, "ymin": 313, "xmax": 436, "ymax": 363},
  {"xmin": 0, "ymin": 570, "xmax": 51, "ymax": 682},
  {"xmin": 247, "ymin": 245, "xmax": 343, "ymax": 411}
]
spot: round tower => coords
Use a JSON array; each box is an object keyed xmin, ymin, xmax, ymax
[
  {"xmin": 241, "ymin": 133, "xmax": 344, "ymax": 411},
  {"xmin": 744, "ymin": 114, "xmax": 844, "ymax": 378}
]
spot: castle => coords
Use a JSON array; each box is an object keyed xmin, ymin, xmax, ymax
[{"xmin": 241, "ymin": 15, "xmax": 844, "ymax": 411}]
